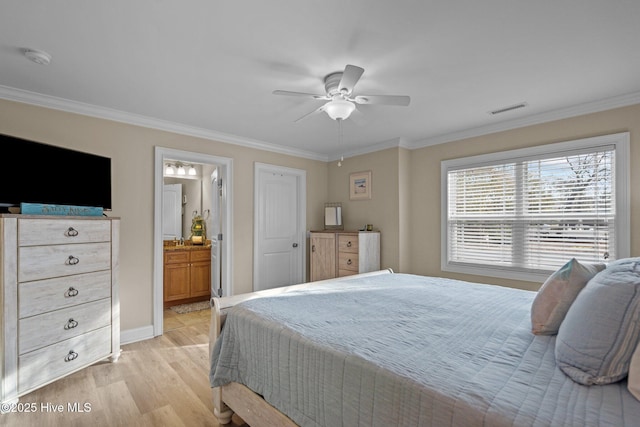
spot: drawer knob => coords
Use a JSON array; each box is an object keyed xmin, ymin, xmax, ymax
[
  {"xmin": 65, "ymin": 318, "xmax": 79, "ymax": 330},
  {"xmin": 65, "ymin": 227, "xmax": 79, "ymax": 237},
  {"xmin": 347, "ymin": 259, "xmax": 352, "ymax": 265},
  {"xmin": 67, "ymin": 255, "xmax": 80, "ymax": 265},
  {"xmin": 346, "ymin": 241, "xmax": 352, "ymax": 247},
  {"xmin": 66, "ymin": 287, "xmax": 79, "ymax": 297},
  {"xmin": 64, "ymin": 350, "xmax": 79, "ymax": 362}
]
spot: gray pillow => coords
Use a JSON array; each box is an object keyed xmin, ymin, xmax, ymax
[{"xmin": 555, "ymin": 257, "xmax": 640, "ymax": 385}]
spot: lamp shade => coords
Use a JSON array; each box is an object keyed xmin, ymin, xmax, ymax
[
  {"xmin": 325, "ymin": 99, "xmax": 355, "ymax": 120},
  {"xmin": 165, "ymin": 164, "xmax": 175, "ymax": 175}
]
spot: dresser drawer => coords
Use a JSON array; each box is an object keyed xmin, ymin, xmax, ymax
[
  {"xmin": 19, "ymin": 298, "xmax": 111, "ymax": 354},
  {"xmin": 338, "ymin": 252, "xmax": 359, "ymax": 272},
  {"xmin": 18, "ymin": 242, "xmax": 111, "ymax": 282},
  {"xmin": 18, "ymin": 326, "xmax": 112, "ymax": 394},
  {"xmin": 18, "ymin": 218, "xmax": 111, "ymax": 246},
  {"xmin": 338, "ymin": 235, "xmax": 358, "ymax": 253},
  {"xmin": 19, "ymin": 270, "xmax": 112, "ymax": 317}
]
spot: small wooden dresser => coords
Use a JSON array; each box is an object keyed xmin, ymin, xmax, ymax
[
  {"xmin": 309, "ymin": 230, "xmax": 380, "ymax": 282},
  {"xmin": 0, "ymin": 214, "xmax": 120, "ymax": 404}
]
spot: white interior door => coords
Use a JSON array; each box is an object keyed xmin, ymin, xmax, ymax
[
  {"xmin": 163, "ymin": 184, "xmax": 182, "ymax": 240},
  {"xmin": 254, "ymin": 163, "xmax": 306, "ymax": 291}
]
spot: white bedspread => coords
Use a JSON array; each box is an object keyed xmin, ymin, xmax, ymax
[{"xmin": 210, "ymin": 273, "xmax": 640, "ymax": 426}]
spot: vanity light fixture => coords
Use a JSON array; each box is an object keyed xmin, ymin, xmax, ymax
[{"xmin": 165, "ymin": 162, "xmax": 196, "ymax": 177}]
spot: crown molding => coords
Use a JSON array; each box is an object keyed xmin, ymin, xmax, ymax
[
  {"xmin": 0, "ymin": 85, "xmax": 328, "ymax": 162},
  {"xmin": 327, "ymin": 137, "xmax": 413, "ymax": 162},
  {"xmin": 408, "ymin": 91, "xmax": 640, "ymax": 149},
  {"xmin": 1, "ymin": 85, "xmax": 638, "ymax": 161}
]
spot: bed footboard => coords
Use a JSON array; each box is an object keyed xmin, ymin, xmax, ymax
[
  {"xmin": 209, "ymin": 297, "xmax": 233, "ymax": 424},
  {"xmin": 210, "ymin": 295, "xmax": 297, "ymax": 426}
]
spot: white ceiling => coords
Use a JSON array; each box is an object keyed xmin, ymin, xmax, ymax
[{"xmin": 1, "ymin": 1, "xmax": 640, "ymax": 161}]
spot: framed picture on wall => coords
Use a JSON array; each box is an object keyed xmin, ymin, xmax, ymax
[{"xmin": 349, "ymin": 170, "xmax": 372, "ymax": 200}]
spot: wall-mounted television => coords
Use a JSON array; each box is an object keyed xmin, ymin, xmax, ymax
[{"xmin": 0, "ymin": 133, "xmax": 112, "ymax": 211}]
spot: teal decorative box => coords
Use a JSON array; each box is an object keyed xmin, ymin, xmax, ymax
[{"xmin": 20, "ymin": 203, "xmax": 104, "ymax": 216}]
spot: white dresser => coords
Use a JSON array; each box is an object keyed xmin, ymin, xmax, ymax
[{"xmin": 0, "ymin": 215, "xmax": 120, "ymax": 404}]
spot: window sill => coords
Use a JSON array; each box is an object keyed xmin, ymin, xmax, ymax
[{"xmin": 441, "ymin": 261, "xmax": 552, "ymax": 284}]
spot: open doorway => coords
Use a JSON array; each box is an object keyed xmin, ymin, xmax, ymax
[{"xmin": 153, "ymin": 147, "xmax": 233, "ymax": 337}]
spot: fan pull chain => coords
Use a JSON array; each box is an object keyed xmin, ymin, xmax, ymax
[{"xmin": 337, "ymin": 119, "xmax": 344, "ymax": 167}]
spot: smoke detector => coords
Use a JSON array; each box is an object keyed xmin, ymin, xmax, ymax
[{"xmin": 23, "ymin": 49, "xmax": 52, "ymax": 65}]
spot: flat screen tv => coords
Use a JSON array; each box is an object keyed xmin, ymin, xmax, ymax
[{"xmin": 0, "ymin": 133, "xmax": 112, "ymax": 211}]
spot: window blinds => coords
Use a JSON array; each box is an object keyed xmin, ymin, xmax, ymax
[{"xmin": 447, "ymin": 146, "xmax": 615, "ymax": 272}]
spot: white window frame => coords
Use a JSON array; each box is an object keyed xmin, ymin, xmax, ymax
[{"xmin": 441, "ymin": 132, "xmax": 630, "ymax": 283}]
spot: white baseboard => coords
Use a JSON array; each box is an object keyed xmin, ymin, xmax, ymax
[{"xmin": 121, "ymin": 325, "xmax": 155, "ymax": 345}]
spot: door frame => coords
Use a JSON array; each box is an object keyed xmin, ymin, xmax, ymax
[
  {"xmin": 209, "ymin": 167, "xmax": 223, "ymax": 298},
  {"xmin": 153, "ymin": 147, "xmax": 233, "ymax": 337},
  {"xmin": 253, "ymin": 162, "xmax": 306, "ymax": 291}
]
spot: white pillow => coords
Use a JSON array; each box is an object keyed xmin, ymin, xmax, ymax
[
  {"xmin": 531, "ymin": 258, "xmax": 604, "ymax": 335},
  {"xmin": 629, "ymin": 341, "xmax": 640, "ymax": 401}
]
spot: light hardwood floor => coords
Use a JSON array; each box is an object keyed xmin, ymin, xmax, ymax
[{"xmin": 2, "ymin": 308, "xmax": 247, "ymax": 427}]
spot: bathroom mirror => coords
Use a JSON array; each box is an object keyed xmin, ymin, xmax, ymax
[
  {"xmin": 163, "ymin": 162, "xmax": 207, "ymax": 240},
  {"xmin": 324, "ymin": 203, "xmax": 343, "ymax": 230}
]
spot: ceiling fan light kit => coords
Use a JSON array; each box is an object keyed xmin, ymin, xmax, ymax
[
  {"xmin": 325, "ymin": 98, "xmax": 356, "ymax": 120},
  {"xmin": 273, "ymin": 64, "xmax": 410, "ymax": 122}
]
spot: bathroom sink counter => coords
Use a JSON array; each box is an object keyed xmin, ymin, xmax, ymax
[
  {"xmin": 163, "ymin": 244, "xmax": 212, "ymax": 251},
  {"xmin": 163, "ymin": 239, "xmax": 212, "ymax": 251}
]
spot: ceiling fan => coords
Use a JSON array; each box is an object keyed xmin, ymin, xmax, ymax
[{"xmin": 273, "ymin": 64, "xmax": 410, "ymax": 122}]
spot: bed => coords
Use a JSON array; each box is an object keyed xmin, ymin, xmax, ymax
[{"xmin": 209, "ymin": 267, "xmax": 640, "ymax": 426}]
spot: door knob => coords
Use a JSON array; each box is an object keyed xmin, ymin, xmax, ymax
[{"xmin": 292, "ymin": 243, "xmax": 298, "ymax": 248}]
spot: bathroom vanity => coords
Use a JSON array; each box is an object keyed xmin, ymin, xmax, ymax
[{"xmin": 163, "ymin": 241, "xmax": 211, "ymax": 308}]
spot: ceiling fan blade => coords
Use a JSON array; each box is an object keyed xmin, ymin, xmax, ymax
[
  {"xmin": 338, "ymin": 65, "xmax": 364, "ymax": 94},
  {"xmin": 353, "ymin": 95, "xmax": 410, "ymax": 106},
  {"xmin": 294, "ymin": 104, "xmax": 327, "ymax": 123},
  {"xmin": 273, "ymin": 90, "xmax": 329, "ymax": 100}
]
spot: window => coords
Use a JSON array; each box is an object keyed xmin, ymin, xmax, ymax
[{"xmin": 441, "ymin": 132, "xmax": 630, "ymax": 282}]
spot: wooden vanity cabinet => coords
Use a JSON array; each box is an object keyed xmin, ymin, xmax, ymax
[
  {"xmin": 189, "ymin": 249, "xmax": 212, "ymax": 297},
  {"xmin": 163, "ymin": 251, "xmax": 190, "ymax": 301},
  {"xmin": 163, "ymin": 247, "xmax": 211, "ymax": 307}
]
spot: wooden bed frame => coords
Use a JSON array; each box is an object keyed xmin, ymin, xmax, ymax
[{"xmin": 209, "ymin": 269, "xmax": 394, "ymax": 426}]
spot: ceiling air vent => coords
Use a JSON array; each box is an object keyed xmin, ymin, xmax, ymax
[{"xmin": 489, "ymin": 102, "xmax": 528, "ymax": 115}]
